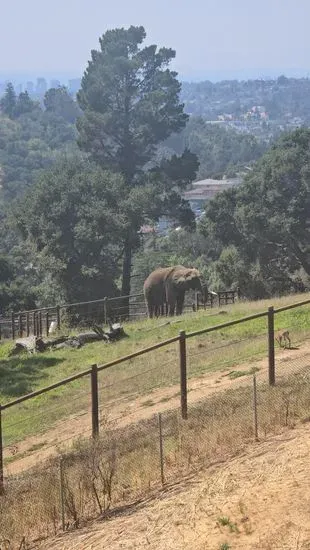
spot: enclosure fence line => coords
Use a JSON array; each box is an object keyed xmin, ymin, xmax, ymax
[
  {"xmin": 1, "ymin": 288, "xmax": 241, "ymax": 341},
  {"xmin": 0, "ymin": 296, "xmax": 309, "ymax": 491}
]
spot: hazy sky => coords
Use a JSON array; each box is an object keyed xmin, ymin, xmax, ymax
[{"xmin": 1, "ymin": 0, "xmax": 310, "ymax": 80}]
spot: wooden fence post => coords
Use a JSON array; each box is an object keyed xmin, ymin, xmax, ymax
[
  {"xmin": 38, "ymin": 311, "xmax": 42, "ymax": 337},
  {"xmin": 268, "ymin": 306, "xmax": 275, "ymax": 386},
  {"xmin": 32, "ymin": 312, "xmax": 36, "ymax": 336},
  {"xmin": 56, "ymin": 306, "xmax": 61, "ymax": 331},
  {"xmin": 237, "ymin": 287, "xmax": 241, "ymax": 300},
  {"xmin": 158, "ymin": 412, "xmax": 165, "ymax": 486},
  {"xmin": 18, "ymin": 313, "xmax": 23, "ymax": 338},
  {"xmin": 26, "ymin": 312, "xmax": 30, "ymax": 337},
  {"xmin": 253, "ymin": 374, "xmax": 258, "ymax": 441},
  {"xmin": 91, "ymin": 364, "xmax": 99, "ymax": 437},
  {"xmin": 179, "ymin": 330, "xmax": 188, "ymax": 420},
  {"xmin": 103, "ymin": 297, "xmax": 108, "ymax": 325},
  {"xmin": 11, "ymin": 312, "xmax": 15, "ymax": 340},
  {"xmin": 195, "ymin": 290, "xmax": 199, "ymax": 312},
  {"xmin": 46, "ymin": 311, "xmax": 49, "ymax": 337},
  {"xmin": 0, "ymin": 406, "xmax": 3, "ymax": 494}
]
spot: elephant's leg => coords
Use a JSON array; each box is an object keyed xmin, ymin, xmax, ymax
[
  {"xmin": 176, "ymin": 291, "xmax": 185, "ymax": 315},
  {"xmin": 168, "ymin": 300, "xmax": 176, "ymax": 316},
  {"xmin": 147, "ymin": 302, "xmax": 153, "ymax": 319}
]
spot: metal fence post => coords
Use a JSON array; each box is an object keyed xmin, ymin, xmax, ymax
[
  {"xmin": 0, "ymin": 406, "xmax": 3, "ymax": 494},
  {"xmin": 253, "ymin": 375, "xmax": 258, "ymax": 441},
  {"xmin": 179, "ymin": 330, "xmax": 188, "ymax": 420},
  {"xmin": 91, "ymin": 364, "xmax": 99, "ymax": 437},
  {"xmin": 59, "ymin": 458, "xmax": 65, "ymax": 531},
  {"xmin": 268, "ymin": 306, "xmax": 275, "ymax": 386},
  {"xmin": 158, "ymin": 412, "xmax": 165, "ymax": 486}
]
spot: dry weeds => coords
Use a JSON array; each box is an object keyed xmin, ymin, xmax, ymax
[{"xmin": 1, "ymin": 367, "xmax": 310, "ymax": 548}]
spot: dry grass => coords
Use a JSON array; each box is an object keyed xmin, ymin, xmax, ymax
[{"xmin": 1, "ymin": 366, "xmax": 310, "ymax": 548}]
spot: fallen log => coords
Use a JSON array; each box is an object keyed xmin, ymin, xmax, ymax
[
  {"xmin": 9, "ymin": 336, "xmax": 46, "ymax": 355},
  {"xmin": 8, "ymin": 324, "xmax": 128, "ymax": 354}
]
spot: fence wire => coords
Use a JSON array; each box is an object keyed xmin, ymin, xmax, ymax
[
  {"xmin": 2, "ymin": 364, "xmax": 310, "ymax": 548},
  {"xmin": 2, "ymin": 381, "xmax": 91, "ymax": 469}
]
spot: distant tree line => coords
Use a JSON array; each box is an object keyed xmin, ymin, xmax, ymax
[{"xmin": 181, "ymin": 76, "xmax": 310, "ymax": 122}]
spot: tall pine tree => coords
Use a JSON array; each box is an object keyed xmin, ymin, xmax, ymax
[{"xmin": 77, "ymin": 26, "xmax": 198, "ymax": 303}]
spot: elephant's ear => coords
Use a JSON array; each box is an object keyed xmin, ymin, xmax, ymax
[
  {"xmin": 176, "ymin": 275, "xmax": 186, "ymax": 285},
  {"xmin": 186, "ymin": 269, "xmax": 199, "ymax": 279}
]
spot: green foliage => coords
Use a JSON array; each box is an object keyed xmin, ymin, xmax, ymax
[
  {"xmin": 200, "ymin": 128, "xmax": 310, "ymax": 297},
  {"xmin": 44, "ymin": 86, "xmax": 80, "ymax": 123},
  {"xmin": 0, "ymin": 82, "xmax": 16, "ymax": 118},
  {"xmin": 11, "ymin": 159, "xmax": 126, "ymax": 303},
  {"xmin": 131, "ymin": 228, "xmax": 217, "ymax": 294},
  {"xmin": 165, "ymin": 116, "xmax": 267, "ymax": 179},
  {"xmin": 0, "ymin": 107, "xmax": 78, "ymax": 201},
  {"xmin": 181, "ymin": 77, "xmax": 310, "ymax": 123},
  {"xmin": 77, "ymin": 26, "xmax": 188, "ymax": 177},
  {"xmin": 76, "ymin": 26, "xmax": 198, "ymax": 296}
]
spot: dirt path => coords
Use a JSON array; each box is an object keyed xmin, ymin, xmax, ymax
[
  {"xmin": 40, "ymin": 421, "xmax": 310, "ymax": 549},
  {"xmin": 4, "ymin": 341, "xmax": 310, "ymax": 476}
]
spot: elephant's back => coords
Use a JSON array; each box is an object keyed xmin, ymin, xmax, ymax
[{"xmin": 143, "ymin": 266, "xmax": 179, "ymax": 294}]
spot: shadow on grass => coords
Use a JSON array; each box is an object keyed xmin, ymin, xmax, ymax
[{"xmin": 0, "ymin": 355, "xmax": 65, "ymax": 398}]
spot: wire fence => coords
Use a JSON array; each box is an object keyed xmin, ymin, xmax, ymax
[
  {"xmin": 0, "ymin": 297, "xmax": 310, "ymax": 547},
  {"xmin": 1, "ymin": 289, "xmax": 240, "ymax": 341},
  {"xmin": 2, "ymin": 366, "xmax": 310, "ymax": 547}
]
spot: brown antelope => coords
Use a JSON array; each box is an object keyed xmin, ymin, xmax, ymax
[{"xmin": 275, "ymin": 330, "xmax": 291, "ymax": 349}]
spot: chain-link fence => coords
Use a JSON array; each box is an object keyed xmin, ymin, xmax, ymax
[
  {"xmin": 2, "ymin": 364, "xmax": 310, "ymax": 547},
  {"xmin": 1, "ymin": 376, "xmax": 92, "ymax": 480},
  {"xmin": 1, "ymin": 297, "xmax": 310, "ymax": 547},
  {"xmin": 272, "ymin": 300, "xmax": 310, "ymax": 383}
]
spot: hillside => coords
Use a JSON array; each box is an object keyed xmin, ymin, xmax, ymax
[
  {"xmin": 41, "ymin": 421, "xmax": 310, "ymax": 550},
  {"xmin": 1, "ymin": 292, "xmax": 310, "ymax": 548},
  {"xmin": 0, "ymin": 292, "xmax": 309, "ymax": 472}
]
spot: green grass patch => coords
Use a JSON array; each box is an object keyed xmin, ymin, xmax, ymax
[{"xmin": 1, "ymin": 293, "xmax": 310, "ymax": 448}]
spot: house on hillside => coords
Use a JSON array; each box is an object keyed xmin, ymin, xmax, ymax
[
  {"xmin": 183, "ymin": 177, "xmax": 242, "ymax": 214},
  {"xmin": 140, "ymin": 177, "xmax": 242, "ymax": 236}
]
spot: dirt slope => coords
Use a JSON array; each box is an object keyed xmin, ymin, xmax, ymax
[
  {"xmin": 40, "ymin": 421, "xmax": 310, "ymax": 550},
  {"xmin": 5, "ymin": 342, "xmax": 310, "ymax": 475}
]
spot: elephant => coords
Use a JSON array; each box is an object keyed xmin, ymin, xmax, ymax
[{"xmin": 143, "ymin": 265, "xmax": 205, "ymax": 318}]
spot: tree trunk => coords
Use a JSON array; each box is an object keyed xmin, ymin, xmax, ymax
[
  {"xmin": 121, "ymin": 236, "xmax": 132, "ymax": 319},
  {"xmin": 288, "ymin": 238, "xmax": 310, "ymax": 276}
]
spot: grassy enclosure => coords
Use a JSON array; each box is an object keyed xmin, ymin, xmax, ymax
[{"xmin": 0, "ymin": 293, "xmax": 310, "ymax": 452}]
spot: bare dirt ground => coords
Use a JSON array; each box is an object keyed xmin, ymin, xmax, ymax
[
  {"xmin": 40, "ymin": 421, "xmax": 310, "ymax": 550},
  {"xmin": 4, "ymin": 341, "xmax": 310, "ymax": 476}
]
